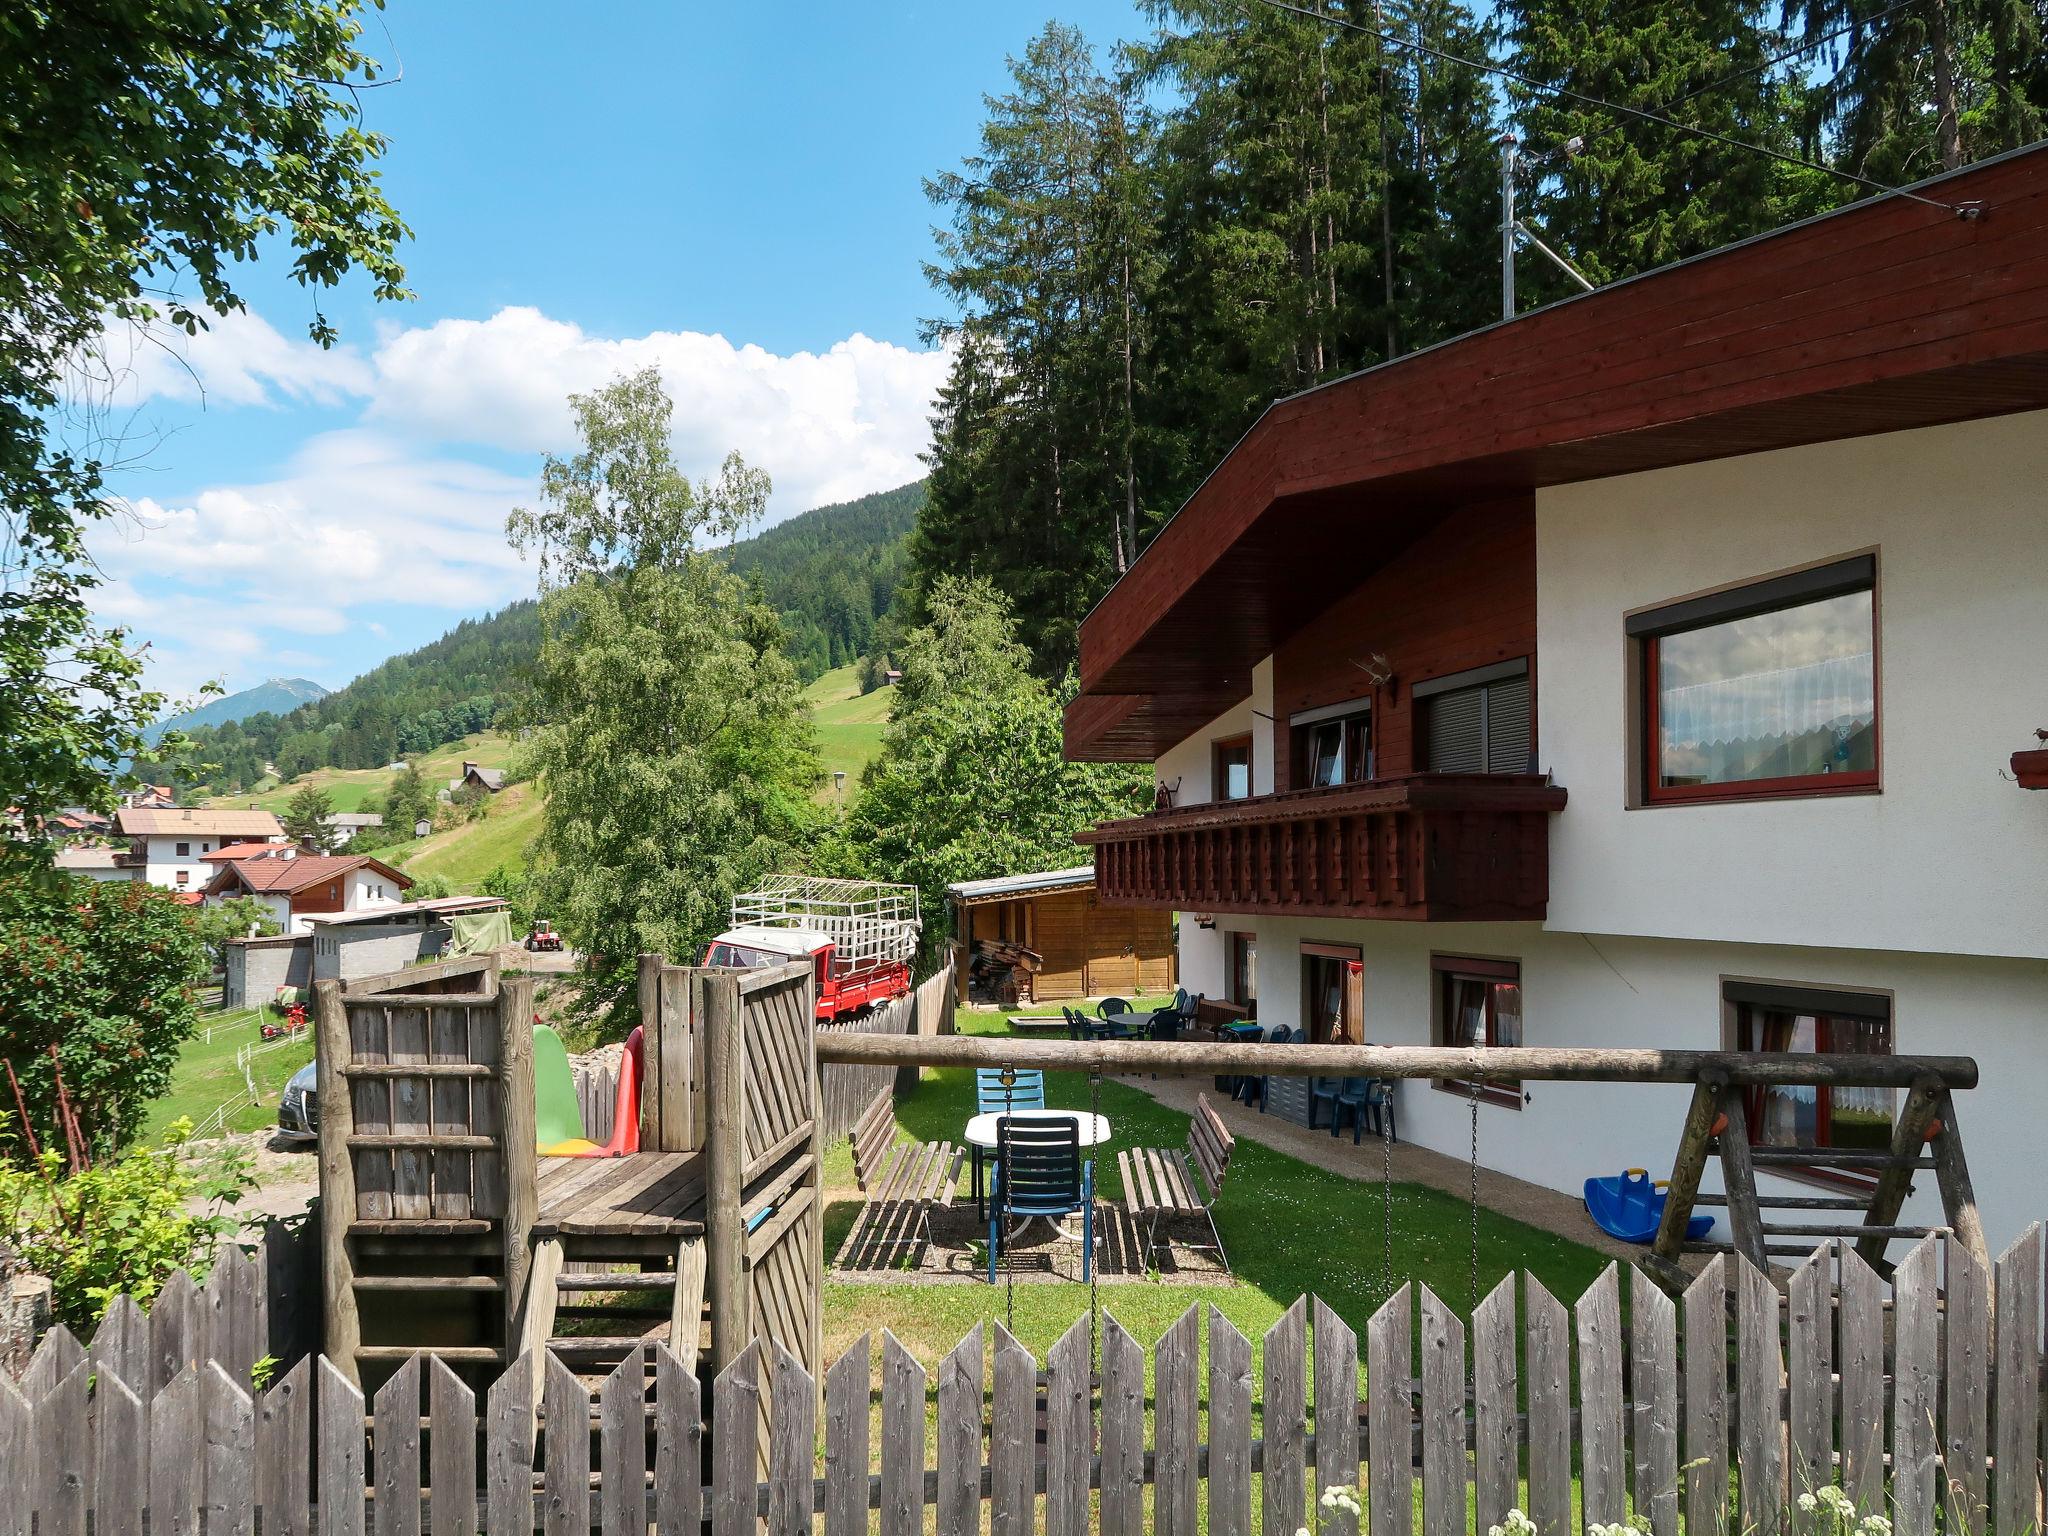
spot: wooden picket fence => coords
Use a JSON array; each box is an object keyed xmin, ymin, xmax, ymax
[
  {"xmin": 5, "ymin": 1228, "xmax": 2044, "ymax": 1535},
  {"xmin": 817, "ymin": 963, "xmax": 954, "ymax": 1143}
]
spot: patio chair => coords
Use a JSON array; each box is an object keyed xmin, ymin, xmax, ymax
[
  {"xmin": 847, "ymin": 1088, "xmax": 963, "ymax": 1257},
  {"xmin": 976, "ymin": 1068, "xmax": 1046, "ymax": 1114},
  {"xmin": 988, "ymin": 1115, "xmax": 1094, "ymax": 1283},
  {"xmin": 1236, "ymin": 1024, "xmax": 1292, "ymax": 1110},
  {"xmin": 1310, "ymin": 1076, "xmax": 1375, "ymax": 1143},
  {"xmin": 1097, "ymin": 997, "xmax": 1133, "ymax": 1018},
  {"xmin": 1119, "ymin": 1093, "xmax": 1235, "ymax": 1273}
]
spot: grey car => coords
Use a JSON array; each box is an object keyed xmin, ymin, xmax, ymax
[{"xmin": 278, "ymin": 1060, "xmax": 319, "ymax": 1139}]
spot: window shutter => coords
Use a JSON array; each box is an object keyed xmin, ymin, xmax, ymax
[
  {"xmin": 1425, "ymin": 688, "xmax": 1486, "ymax": 773},
  {"xmin": 1485, "ymin": 674, "xmax": 1532, "ymax": 774}
]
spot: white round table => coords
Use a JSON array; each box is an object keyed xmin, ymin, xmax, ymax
[
  {"xmin": 964, "ymin": 1109, "xmax": 1112, "ymax": 1149},
  {"xmin": 965, "ymin": 1110, "xmax": 1112, "ymax": 1238}
]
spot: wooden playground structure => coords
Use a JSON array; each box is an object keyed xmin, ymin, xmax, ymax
[
  {"xmin": 314, "ymin": 952, "xmax": 822, "ymax": 1390},
  {"xmin": 317, "ymin": 952, "xmax": 1989, "ymax": 1394}
]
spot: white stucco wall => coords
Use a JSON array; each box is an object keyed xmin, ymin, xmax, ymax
[
  {"xmin": 1180, "ymin": 914, "xmax": 2048, "ymax": 1254},
  {"xmin": 1538, "ymin": 409, "xmax": 2048, "ymax": 962},
  {"xmin": 346, "ymin": 868, "xmax": 402, "ymax": 912},
  {"xmin": 1153, "ymin": 657, "xmax": 1277, "ymax": 807},
  {"xmin": 139, "ymin": 833, "xmax": 223, "ymax": 891}
]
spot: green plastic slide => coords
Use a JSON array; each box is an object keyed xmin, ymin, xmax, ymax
[{"xmin": 531, "ymin": 1024, "xmax": 596, "ymax": 1155}]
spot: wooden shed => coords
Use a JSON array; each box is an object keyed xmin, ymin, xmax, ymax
[{"xmin": 947, "ymin": 864, "xmax": 1176, "ymax": 1005}]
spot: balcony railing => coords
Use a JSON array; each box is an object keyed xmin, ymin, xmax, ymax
[{"xmin": 1077, "ymin": 773, "xmax": 1568, "ymax": 922}]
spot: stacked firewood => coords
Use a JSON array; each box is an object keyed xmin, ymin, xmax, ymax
[{"xmin": 966, "ymin": 936, "xmax": 1043, "ymax": 1006}]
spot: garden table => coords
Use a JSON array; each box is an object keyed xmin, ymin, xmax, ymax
[{"xmin": 965, "ymin": 1108, "xmax": 1112, "ymax": 1227}]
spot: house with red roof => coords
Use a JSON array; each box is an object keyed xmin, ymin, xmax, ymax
[{"xmin": 202, "ymin": 850, "xmax": 412, "ymax": 933}]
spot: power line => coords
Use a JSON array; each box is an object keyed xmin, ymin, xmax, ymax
[{"xmin": 1253, "ymin": 0, "xmax": 1971, "ymax": 213}]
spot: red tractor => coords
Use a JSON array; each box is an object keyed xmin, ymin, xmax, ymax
[{"xmin": 525, "ymin": 919, "xmax": 564, "ymax": 953}]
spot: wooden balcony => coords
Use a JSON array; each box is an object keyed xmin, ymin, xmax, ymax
[{"xmin": 1076, "ymin": 774, "xmax": 1568, "ymax": 922}]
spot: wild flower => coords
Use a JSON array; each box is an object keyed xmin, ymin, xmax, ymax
[{"xmin": 1487, "ymin": 1511, "xmax": 1539, "ymax": 1536}]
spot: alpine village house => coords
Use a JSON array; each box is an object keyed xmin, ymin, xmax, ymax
[{"xmin": 1064, "ymin": 146, "xmax": 2048, "ymax": 1255}]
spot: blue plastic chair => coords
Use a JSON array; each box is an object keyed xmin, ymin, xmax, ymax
[
  {"xmin": 1237, "ymin": 1024, "xmax": 1292, "ymax": 1110},
  {"xmin": 976, "ymin": 1068, "xmax": 1046, "ymax": 1114},
  {"xmin": 988, "ymin": 1116, "xmax": 1094, "ymax": 1283},
  {"xmin": 1311, "ymin": 1076, "xmax": 1375, "ymax": 1142}
]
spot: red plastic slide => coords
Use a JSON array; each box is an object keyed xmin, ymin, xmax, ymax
[{"xmin": 567, "ymin": 1026, "xmax": 642, "ymax": 1158}]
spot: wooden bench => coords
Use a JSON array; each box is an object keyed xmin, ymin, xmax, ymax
[
  {"xmin": 1118, "ymin": 1093, "xmax": 1235, "ymax": 1272},
  {"xmin": 847, "ymin": 1088, "xmax": 964, "ymax": 1254}
]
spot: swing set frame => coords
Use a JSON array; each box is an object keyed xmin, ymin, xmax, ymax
[{"xmin": 815, "ymin": 1032, "xmax": 1986, "ymax": 1290}]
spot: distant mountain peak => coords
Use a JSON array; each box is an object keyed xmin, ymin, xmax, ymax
[{"xmin": 147, "ymin": 675, "xmax": 333, "ymax": 743}]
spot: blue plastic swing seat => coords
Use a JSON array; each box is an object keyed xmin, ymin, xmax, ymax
[{"xmin": 1583, "ymin": 1168, "xmax": 1714, "ymax": 1245}]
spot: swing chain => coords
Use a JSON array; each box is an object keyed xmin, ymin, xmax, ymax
[
  {"xmin": 1089, "ymin": 1068, "xmax": 1103, "ymax": 1365},
  {"xmin": 1469, "ymin": 1075, "xmax": 1482, "ymax": 1313},
  {"xmin": 1381, "ymin": 1083, "xmax": 1395, "ymax": 1304}
]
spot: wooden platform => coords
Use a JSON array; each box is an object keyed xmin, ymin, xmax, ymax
[{"xmin": 533, "ymin": 1151, "xmax": 708, "ymax": 1239}]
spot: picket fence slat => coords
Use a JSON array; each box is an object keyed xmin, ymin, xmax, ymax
[
  {"xmin": 1363, "ymin": 1288, "xmax": 1409, "ymax": 1536},
  {"xmin": 824, "ymin": 1335, "xmax": 870, "ymax": 1536},
  {"xmin": 24, "ymin": 1324, "xmax": 82, "ymax": 1402},
  {"xmin": 1472, "ymin": 1277, "xmax": 1517, "ymax": 1536},
  {"xmin": 1044, "ymin": 1316, "xmax": 1091, "ymax": 1536},
  {"xmin": 1994, "ymin": 1224, "xmax": 2042, "ymax": 1536},
  {"xmin": 1100, "ymin": 1317, "xmax": 1144, "ymax": 1536},
  {"xmin": 1208, "ymin": 1307, "xmax": 1253, "ymax": 1536},
  {"xmin": 1156, "ymin": 1306, "xmax": 1200, "ymax": 1536},
  {"xmin": 1738, "ymin": 1257, "xmax": 1785, "ymax": 1536},
  {"xmin": 427, "ymin": 1358, "xmax": 477, "ymax": 1536},
  {"xmin": 1523, "ymin": 1274, "xmax": 1571, "ymax": 1536},
  {"xmin": 1681, "ymin": 1257, "xmax": 1729, "ymax": 1536},
  {"xmin": 1892, "ymin": 1238, "xmax": 1941, "ymax": 1534},
  {"xmin": 602, "ymin": 1347, "xmax": 647, "ymax": 1536},
  {"xmin": 1265, "ymin": 1299, "xmax": 1309, "ymax": 1536},
  {"xmin": 1575, "ymin": 1264, "xmax": 1625, "ymax": 1529},
  {"xmin": 375, "ymin": 1353, "xmax": 423, "ymax": 1536},
  {"xmin": 768, "ymin": 1343, "xmax": 814, "ymax": 1536},
  {"xmin": 1629, "ymin": 1266, "xmax": 1678, "ymax": 1536},
  {"xmin": 1418, "ymin": 1286, "xmax": 1465, "ymax": 1536},
  {"xmin": 653, "ymin": 1342, "xmax": 700, "ymax": 1536},
  {"xmin": 1787, "ymin": 1250, "xmax": 1831, "ymax": 1530},
  {"xmin": 937, "ymin": 1325, "xmax": 984, "ymax": 1536},
  {"xmin": 1947, "ymin": 1237, "xmax": 1992, "ymax": 1534},
  {"xmin": 989, "ymin": 1325, "xmax": 1034, "ymax": 1536},
  {"xmin": 10, "ymin": 1261, "xmax": 2048, "ymax": 1536},
  {"xmin": 93, "ymin": 1370, "xmax": 144, "ymax": 1536},
  {"xmin": 1313, "ymin": 1297, "xmax": 1359, "ymax": 1536}
]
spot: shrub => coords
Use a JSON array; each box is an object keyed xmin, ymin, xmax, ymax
[
  {"xmin": 0, "ymin": 1117, "xmax": 254, "ymax": 1329},
  {"xmin": 0, "ymin": 872, "xmax": 207, "ymax": 1154}
]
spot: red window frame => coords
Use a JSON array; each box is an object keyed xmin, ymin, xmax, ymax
[
  {"xmin": 1639, "ymin": 567, "xmax": 1880, "ymax": 806},
  {"xmin": 1731, "ymin": 993, "xmax": 1895, "ymax": 1188},
  {"xmin": 1431, "ymin": 955, "xmax": 1523, "ymax": 1109}
]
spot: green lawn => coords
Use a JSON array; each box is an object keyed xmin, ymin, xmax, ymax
[
  {"xmin": 805, "ymin": 665, "xmax": 893, "ymax": 795},
  {"xmin": 139, "ymin": 1006, "xmax": 312, "ymax": 1144},
  {"xmin": 391, "ymin": 781, "xmax": 544, "ymax": 887},
  {"xmin": 818, "ymin": 1006, "xmax": 1611, "ymax": 1365}
]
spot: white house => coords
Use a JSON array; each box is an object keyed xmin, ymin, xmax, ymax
[
  {"xmin": 111, "ymin": 806, "xmax": 285, "ymax": 893},
  {"xmin": 1064, "ymin": 146, "xmax": 2048, "ymax": 1258}
]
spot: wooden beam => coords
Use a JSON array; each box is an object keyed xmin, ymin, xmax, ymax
[
  {"xmin": 811, "ymin": 1032, "xmax": 1978, "ymax": 1088},
  {"xmin": 1854, "ymin": 1076, "xmax": 1944, "ymax": 1272},
  {"xmin": 312, "ymin": 978, "xmax": 361, "ymax": 1382},
  {"xmin": 1715, "ymin": 1091, "xmax": 1769, "ymax": 1273},
  {"xmin": 1652, "ymin": 1075, "xmax": 1727, "ymax": 1272},
  {"xmin": 1927, "ymin": 1089, "xmax": 1990, "ymax": 1272}
]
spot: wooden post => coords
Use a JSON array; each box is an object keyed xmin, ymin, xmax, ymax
[
  {"xmin": 496, "ymin": 972, "xmax": 538, "ymax": 1365},
  {"xmin": 1855, "ymin": 1075, "xmax": 1944, "ymax": 1271},
  {"xmin": 704, "ymin": 970, "xmax": 748, "ymax": 1374},
  {"xmin": 1652, "ymin": 1073, "xmax": 1726, "ymax": 1273},
  {"xmin": 803, "ymin": 964, "xmax": 825, "ymax": 1400},
  {"xmin": 1926, "ymin": 1089, "xmax": 1990, "ymax": 1271},
  {"xmin": 1716, "ymin": 1089, "xmax": 1769, "ymax": 1273},
  {"xmin": 312, "ymin": 978, "xmax": 361, "ymax": 1380},
  {"xmin": 636, "ymin": 953, "xmax": 663, "ymax": 1150}
]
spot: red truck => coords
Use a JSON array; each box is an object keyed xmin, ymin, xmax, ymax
[{"xmin": 701, "ymin": 877, "xmax": 921, "ymax": 1022}]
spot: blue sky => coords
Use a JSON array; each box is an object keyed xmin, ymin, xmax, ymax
[{"xmin": 88, "ymin": 0, "xmax": 1148, "ymax": 704}]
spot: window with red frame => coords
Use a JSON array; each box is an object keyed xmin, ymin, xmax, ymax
[
  {"xmin": 1632, "ymin": 555, "xmax": 1877, "ymax": 803},
  {"xmin": 1212, "ymin": 735, "xmax": 1253, "ymax": 801},
  {"xmin": 1432, "ymin": 955, "xmax": 1522, "ymax": 1107},
  {"xmin": 1728, "ymin": 981, "xmax": 1894, "ymax": 1182}
]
